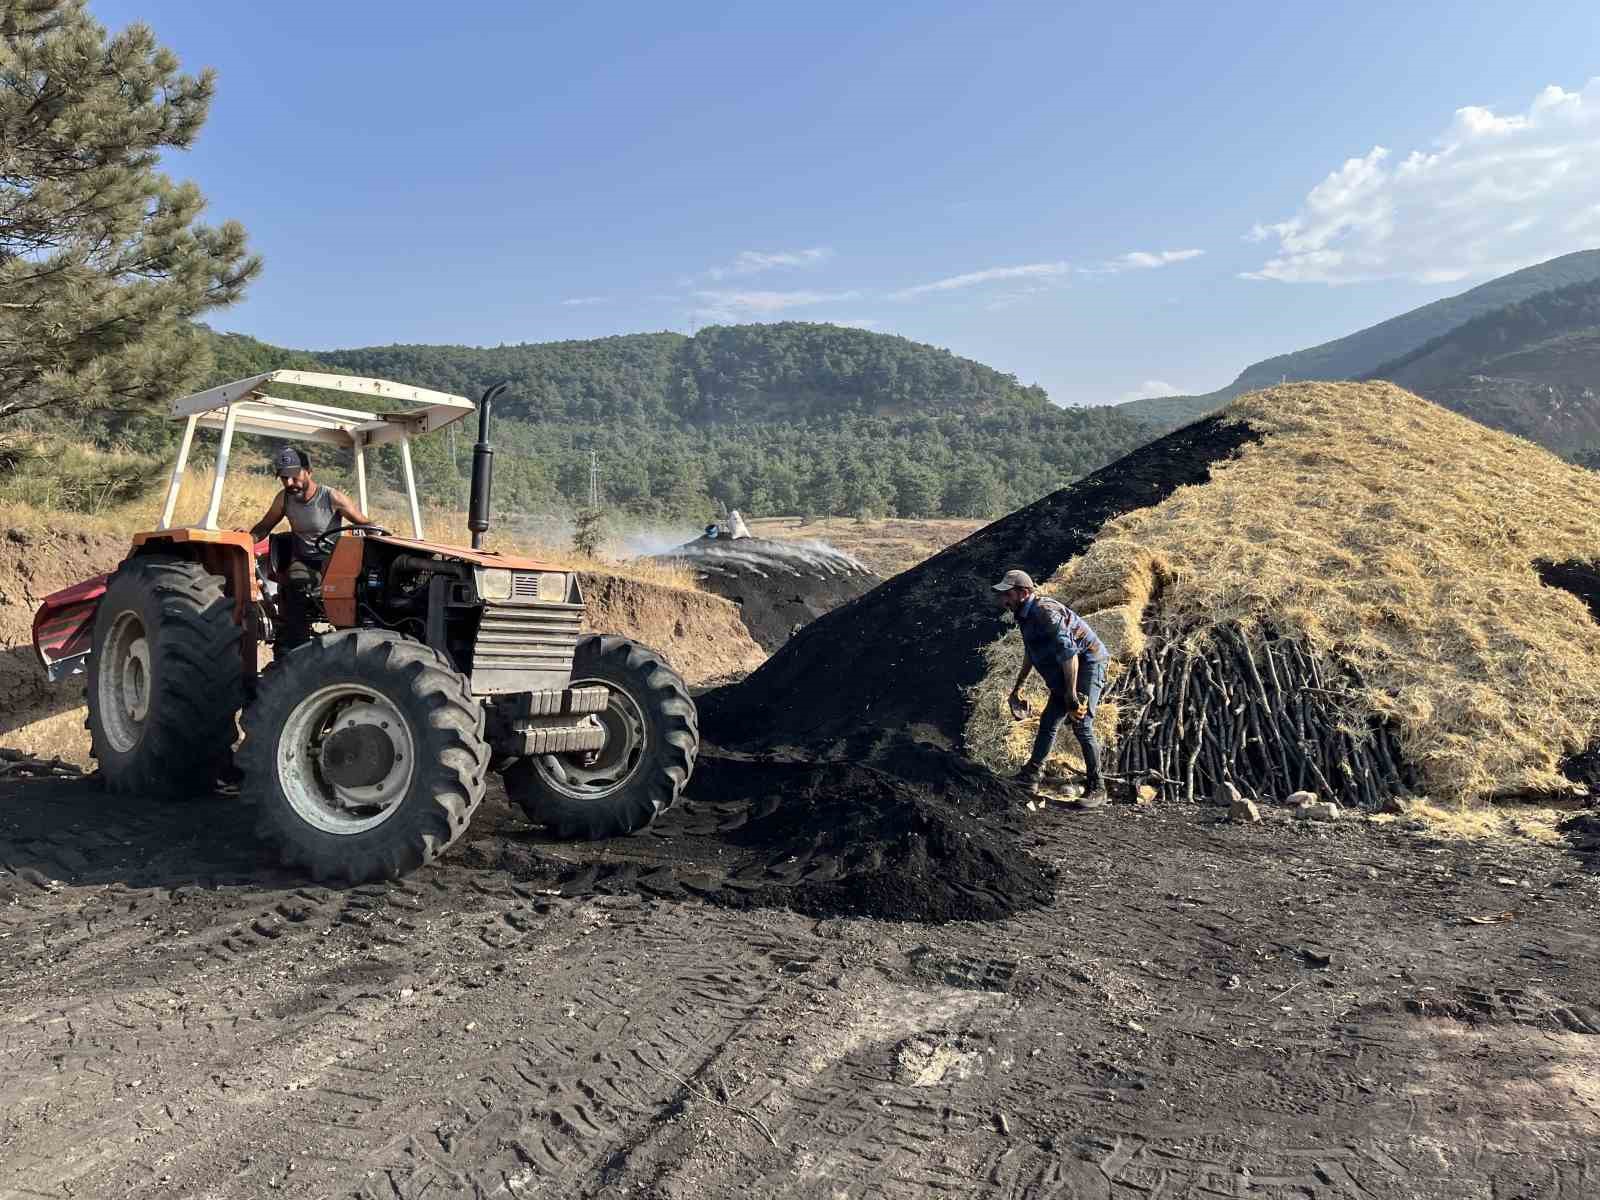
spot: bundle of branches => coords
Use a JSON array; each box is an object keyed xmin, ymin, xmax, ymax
[
  {"xmin": 1108, "ymin": 623, "xmax": 1420, "ymax": 809},
  {"xmin": 0, "ymin": 748, "xmax": 84, "ymax": 780}
]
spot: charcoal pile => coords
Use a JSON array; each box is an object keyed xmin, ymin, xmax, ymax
[
  {"xmin": 651, "ymin": 535, "xmax": 880, "ymax": 652},
  {"xmin": 692, "ymin": 748, "xmax": 1055, "ymax": 922},
  {"xmin": 699, "ymin": 415, "xmax": 1259, "ymax": 753},
  {"xmin": 486, "ymin": 746, "xmax": 1057, "ymax": 922}
]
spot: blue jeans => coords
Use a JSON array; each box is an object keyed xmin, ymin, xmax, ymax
[{"xmin": 1029, "ymin": 655, "xmax": 1107, "ymax": 783}]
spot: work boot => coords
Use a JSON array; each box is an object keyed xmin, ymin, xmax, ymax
[
  {"xmin": 1011, "ymin": 762, "xmax": 1043, "ymax": 793},
  {"xmin": 1075, "ymin": 778, "xmax": 1109, "ymax": 810}
]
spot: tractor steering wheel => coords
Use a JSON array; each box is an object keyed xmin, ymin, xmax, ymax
[{"xmin": 313, "ymin": 525, "xmax": 392, "ymax": 556}]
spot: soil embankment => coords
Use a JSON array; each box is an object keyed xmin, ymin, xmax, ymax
[
  {"xmin": 0, "ymin": 525, "xmax": 127, "ymax": 761},
  {"xmin": 576, "ymin": 571, "xmax": 764, "ymax": 683}
]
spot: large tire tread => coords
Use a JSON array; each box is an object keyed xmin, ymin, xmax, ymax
[
  {"xmin": 239, "ymin": 629, "xmax": 488, "ymax": 884},
  {"xmin": 503, "ymin": 634, "xmax": 698, "ymax": 840},
  {"xmin": 86, "ymin": 555, "xmax": 244, "ymax": 798}
]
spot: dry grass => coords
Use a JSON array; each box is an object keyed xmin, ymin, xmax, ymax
[
  {"xmin": 966, "ymin": 381, "xmax": 1600, "ymax": 806},
  {"xmin": 0, "ymin": 465, "xmax": 701, "ymax": 594},
  {"xmin": 1376, "ymin": 799, "xmax": 1569, "ymax": 846}
]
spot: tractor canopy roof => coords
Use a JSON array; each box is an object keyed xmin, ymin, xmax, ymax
[{"xmin": 173, "ymin": 370, "xmax": 475, "ymax": 449}]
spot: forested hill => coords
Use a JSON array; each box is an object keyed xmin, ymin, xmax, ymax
[
  {"xmin": 1116, "ymin": 248, "xmax": 1600, "ymax": 429},
  {"xmin": 185, "ymin": 322, "xmax": 1150, "ymax": 523},
  {"xmin": 311, "ymin": 322, "xmax": 1051, "ymax": 426},
  {"xmin": 1363, "ymin": 277, "xmax": 1600, "ymax": 456}
]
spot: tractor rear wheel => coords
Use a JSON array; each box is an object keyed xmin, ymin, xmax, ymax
[
  {"xmin": 502, "ymin": 635, "xmax": 698, "ymax": 839},
  {"xmin": 238, "ymin": 630, "xmax": 488, "ymax": 884},
  {"xmin": 86, "ymin": 555, "xmax": 244, "ymax": 797}
]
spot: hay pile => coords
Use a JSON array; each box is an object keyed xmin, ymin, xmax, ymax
[{"xmin": 967, "ymin": 382, "xmax": 1600, "ymax": 805}]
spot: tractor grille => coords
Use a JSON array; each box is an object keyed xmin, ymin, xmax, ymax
[
  {"xmin": 471, "ymin": 601, "xmax": 582, "ymax": 695},
  {"xmin": 511, "ymin": 571, "xmax": 568, "ymax": 601}
]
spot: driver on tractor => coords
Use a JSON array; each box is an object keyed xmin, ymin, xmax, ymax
[{"xmin": 243, "ymin": 446, "xmax": 372, "ymax": 649}]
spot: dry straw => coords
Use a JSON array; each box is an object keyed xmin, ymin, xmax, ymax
[{"xmin": 967, "ymin": 381, "xmax": 1600, "ymax": 804}]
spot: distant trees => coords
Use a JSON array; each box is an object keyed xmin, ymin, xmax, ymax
[
  {"xmin": 48, "ymin": 323, "xmax": 1152, "ymax": 522},
  {"xmin": 0, "ymin": 2, "xmax": 259, "ymax": 430},
  {"xmin": 571, "ymin": 506, "xmax": 606, "ymax": 558}
]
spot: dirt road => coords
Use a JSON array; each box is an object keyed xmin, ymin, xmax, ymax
[{"xmin": 3, "ymin": 771, "xmax": 1598, "ymax": 1199}]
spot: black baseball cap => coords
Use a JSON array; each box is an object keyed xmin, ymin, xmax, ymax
[{"xmin": 274, "ymin": 446, "xmax": 306, "ymax": 477}]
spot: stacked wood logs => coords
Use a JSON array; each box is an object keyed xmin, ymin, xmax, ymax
[{"xmin": 1108, "ymin": 623, "xmax": 1418, "ymax": 810}]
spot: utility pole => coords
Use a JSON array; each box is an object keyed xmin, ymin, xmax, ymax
[
  {"xmin": 449, "ymin": 425, "xmax": 461, "ymax": 510},
  {"xmin": 588, "ymin": 450, "xmax": 600, "ymax": 509}
]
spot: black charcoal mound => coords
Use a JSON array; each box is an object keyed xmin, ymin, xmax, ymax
[{"xmin": 652, "ymin": 535, "xmax": 881, "ymax": 652}]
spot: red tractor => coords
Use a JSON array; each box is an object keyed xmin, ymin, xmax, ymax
[{"xmin": 32, "ymin": 371, "xmax": 698, "ymax": 882}]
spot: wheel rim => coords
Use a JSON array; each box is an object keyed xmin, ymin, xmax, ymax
[
  {"xmin": 531, "ymin": 678, "xmax": 647, "ymax": 801},
  {"xmin": 98, "ymin": 612, "xmax": 152, "ymax": 754},
  {"xmin": 277, "ymin": 684, "xmax": 417, "ymax": 835}
]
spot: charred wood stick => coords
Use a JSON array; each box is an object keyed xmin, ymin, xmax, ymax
[{"xmin": 1236, "ymin": 639, "xmax": 1294, "ymax": 795}]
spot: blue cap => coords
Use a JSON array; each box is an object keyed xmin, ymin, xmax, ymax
[{"xmin": 273, "ymin": 446, "xmax": 303, "ymax": 476}]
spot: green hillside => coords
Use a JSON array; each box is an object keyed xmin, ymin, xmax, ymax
[
  {"xmin": 69, "ymin": 323, "xmax": 1152, "ymax": 524},
  {"xmin": 312, "ymin": 322, "xmax": 1053, "ymax": 427},
  {"xmin": 1364, "ymin": 278, "xmax": 1600, "ymax": 455},
  {"xmin": 1116, "ymin": 248, "xmax": 1600, "ymax": 429}
]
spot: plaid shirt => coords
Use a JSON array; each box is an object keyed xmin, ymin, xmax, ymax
[{"xmin": 1018, "ymin": 596, "xmax": 1108, "ymax": 686}]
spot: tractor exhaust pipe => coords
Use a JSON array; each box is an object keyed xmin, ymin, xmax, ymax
[{"xmin": 469, "ymin": 382, "xmax": 508, "ymax": 550}]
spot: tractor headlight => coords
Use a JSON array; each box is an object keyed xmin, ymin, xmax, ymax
[{"xmin": 476, "ymin": 568, "xmax": 513, "ymax": 601}]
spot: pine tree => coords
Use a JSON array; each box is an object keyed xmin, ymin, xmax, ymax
[
  {"xmin": 0, "ymin": 1, "xmax": 261, "ymax": 428},
  {"xmin": 572, "ymin": 506, "xmax": 607, "ymax": 558}
]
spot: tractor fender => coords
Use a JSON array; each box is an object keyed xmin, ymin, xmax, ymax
[
  {"xmin": 32, "ymin": 530, "xmax": 268, "ymax": 686},
  {"xmin": 33, "ymin": 573, "xmax": 109, "ymax": 682}
]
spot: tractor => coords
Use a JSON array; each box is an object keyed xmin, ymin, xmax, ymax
[{"xmin": 31, "ymin": 371, "xmax": 698, "ymax": 882}]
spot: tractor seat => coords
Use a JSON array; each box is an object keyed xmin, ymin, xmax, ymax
[{"xmin": 266, "ymin": 532, "xmax": 330, "ymax": 589}]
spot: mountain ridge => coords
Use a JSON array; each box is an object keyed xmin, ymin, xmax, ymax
[{"xmin": 1116, "ymin": 248, "xmax": 1600, "ymax": 429}]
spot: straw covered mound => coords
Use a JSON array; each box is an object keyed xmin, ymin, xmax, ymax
[{"xmin": 967, "ymin": 381, "xmax": 1600, "ymax": 804}]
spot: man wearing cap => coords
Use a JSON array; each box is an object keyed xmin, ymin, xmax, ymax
[
  {"xmin": 991, "ymin": 568, "xmax": 1111, "ymax": 806},
  {"xmin": 245, "ymin": 447, "xmax": 373, "ymax": 649}
]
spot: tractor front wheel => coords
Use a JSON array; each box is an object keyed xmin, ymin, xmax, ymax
[
  {"xmin": 502, "ymin": 635, "xmax": 698, "ymax": 839},
  {"xmin": 239, "ymin": 630, "xmax": 489, "ymax": 883},
  {"xmin": 87, "ymin": 555, "xmax": 243, "ymax": 797}
]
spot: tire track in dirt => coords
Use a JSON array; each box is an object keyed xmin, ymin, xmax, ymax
[{"xmin": 3, "ymin": 770, "xmax": 1600, "ymax": 1198}]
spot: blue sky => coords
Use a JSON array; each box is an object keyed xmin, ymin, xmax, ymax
[{"xmin": 95, "ymin": 2, "xmax": 1600, "ymax": 406}]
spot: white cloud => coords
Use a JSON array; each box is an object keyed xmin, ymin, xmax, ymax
[
  {"xmin": 1117, "ymin": 379, "xmax": 1187, "ymax": 403},
  {"xmin": 559, "ymin": 296, "xmax": 608, "ymax": 306},
  {"xmin": 1102, "ymin": 249, "xmax": 1205, "ymax": 272},
  {"xmin": 1246, "ymin": 77, "xmax": 1600, "ymax": 284},
  {"xmin": 691, "ymin": 289, "xmax": 860, "ymax": 324},
  {"xmin": 704, "ymin": 247, "xmax": 833, "ymax": 280},
  {"xmin": 891, "ymin": 261, "xmax": 1071, "ymax": 298}
]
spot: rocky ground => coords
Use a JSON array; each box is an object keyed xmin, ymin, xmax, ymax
[{"xmin": 2, "ymin": 765, "xmax": 1597, "ymax": 1199}]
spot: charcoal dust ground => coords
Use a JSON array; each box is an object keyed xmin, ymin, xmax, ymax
[
  {"xmin": 3, "ymin": 769, "xmax": 1599, "ymax": 1199},
  {"xmin": 473, "ymin": 745, "xmax": 1058, "ymax": 923}
]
